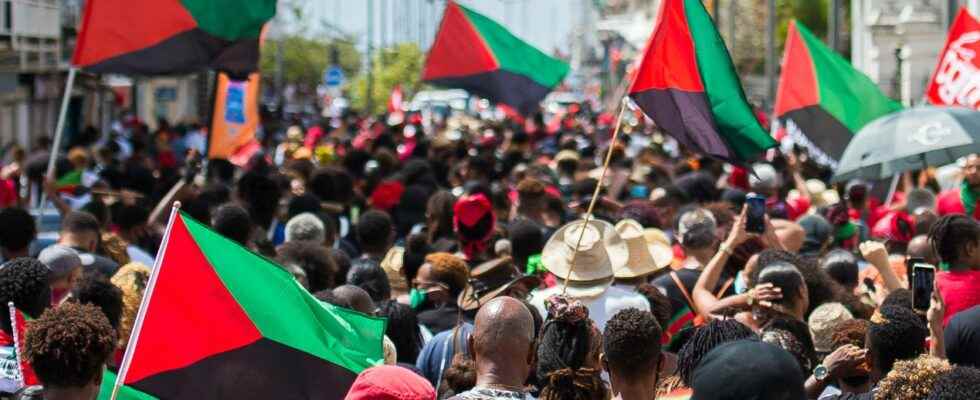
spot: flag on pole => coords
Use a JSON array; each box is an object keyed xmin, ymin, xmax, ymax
[
  {"xmin": 628, "ymin": 0, "xmax": 776, "ymax": 164},
  {"xmin": 71, "ymin": 0, "xmax": 276, "ymax": 76},
  {"xmin": 926, "ymin": 8, "xmax": 980, "ymax": 109},
  {"xmin": 208, "ymin": 73, "xmax": 261, "ymax": 166},
  {"xmin": 774, "ymin": 20, "xmax": 902, "ymax": 167},
  {"xmin": 423, "ymin": 0, "xmax": 570, "ymax": 115},
  {"xmin": 102, "ymin": 210, "xmax": 386, "ymax": 399}
]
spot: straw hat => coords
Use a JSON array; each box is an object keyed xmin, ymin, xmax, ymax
[
  {"xmin": 541, "ymin": 219, "xmax": 627, "ymax": 296},
  {"xmin": 458, "ymin": 257, "xmax": 541, "ymax": 311},
  {"xmin": 613, "ymin": 219, "xmax": 672, "ymax": 278},
  {"xmin": 380, "ymin": 246, "xmax": 408, "ymax": 293}
]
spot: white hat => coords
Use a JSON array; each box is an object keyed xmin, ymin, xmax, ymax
[
  {"xmin": 614, "ymin": 219, "xmax": 672, "ymax": 278},
  {"xmin": 542, "ymin": 219, "xmax": 627, "ymax": 297}
]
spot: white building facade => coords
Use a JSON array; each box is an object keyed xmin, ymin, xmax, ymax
[{"xmin": 851, "ymin": 0, "xmax": 980, "ymax": 105}]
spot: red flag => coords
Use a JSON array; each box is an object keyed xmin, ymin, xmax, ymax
[
  {"xmin": 2, "ymin": 303, "xmax": 38, "ymax": 388},
  {"xmin": 926, "ymin": 8, "xmax": 980, "ymax": 108}
]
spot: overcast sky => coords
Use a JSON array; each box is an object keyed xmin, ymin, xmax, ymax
[{"xmin": 294, "ymin": 0, "xmax": 582, "ymax": 55}]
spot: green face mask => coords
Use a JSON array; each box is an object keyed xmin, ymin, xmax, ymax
[{"xmin": 409, "ymin": 288, "xmax": 427, "ymax": 310}]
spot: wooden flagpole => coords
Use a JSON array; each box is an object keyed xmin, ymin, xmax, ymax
[
  {"xmin": 561, "ymin": 97, "xmax": 629, "ymax": 295},
  {"xmin": 38, "ymin": 67, "xmax": 78, "ymax": 209},
  {"xmin": 110, "ymin": 201, "xmax": 181, "ymax": 400}
]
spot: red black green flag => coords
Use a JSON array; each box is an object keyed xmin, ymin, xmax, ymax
[
  {"xmin": 774, "ymin": 21, "xmax": 902, "ymax": 167},
  {"xmin": 628, "ymin": 0, "xmax": 776, "ymax": 164},
  {"xmin": 100, "ymin": 211, "xmax": 386, "ymax": 399},
  {"xmin": 423, "ymin": 1, "xmax": 570, "ymax": 115},
  {"xmin": 72, "ymin": 0, "xmax": 276, "ymax": 77}
]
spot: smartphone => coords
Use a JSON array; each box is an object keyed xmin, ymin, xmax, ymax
[
  {"xmin": 905, "ymin": 257, "xmax": 925, "ymax": 288},
  {"xmin": 912, "ymin": 263, "xmax": 936, "ymax": 312},
  {"xmin": 745, "ymin": 193, "xmax": 767, "ymax": 234}
]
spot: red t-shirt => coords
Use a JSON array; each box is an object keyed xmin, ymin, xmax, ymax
[
  {"xmin": 937, "ymin": 188, "xmax": 980, "ymax": 219},
  {"xmin": 937, "ymin": 270, "xmax": 980, "ymax": 326}
]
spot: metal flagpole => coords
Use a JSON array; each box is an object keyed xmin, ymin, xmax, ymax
[
  {"xmin": 39, "ymin": 67, "xmax": 78, "ymax": 208},
  {"xmin": 110, "ymin": 201, "xmax": 182, "ymax": 400}
]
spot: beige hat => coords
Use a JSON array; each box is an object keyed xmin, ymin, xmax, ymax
[
  {"xmin": 542, "ymin": 219, "xmax": 627, "ymax": 295},
  {"xmin": 554, "ymin": 150, "xmax": 581, "ymax": 164},
  {"xmin": 380, "ymin": 246, "xmax": 408, "ymax": 293},
  {"xmin": 614, "ymin": 219, "xmax": 672, "ymax": 278},
  {"xmin": 808, "ymin": 302, "xmax": 854, "ymax": 353}
]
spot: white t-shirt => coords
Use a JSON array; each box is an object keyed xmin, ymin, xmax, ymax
[{"xmin": 529, "ymin": 284, "xmax": 650, "ymax": 330}]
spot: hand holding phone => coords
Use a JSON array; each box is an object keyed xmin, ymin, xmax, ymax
[
  {"xmin": 745, "ymin": 193, "xmax": 767, "ymax": 234},
  {"xmin": 912, "ymin": 263, "xmax": 937, "ymax": 313}
]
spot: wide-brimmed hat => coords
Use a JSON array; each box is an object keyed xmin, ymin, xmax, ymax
[
  {"xmin": 614, "ymin": 219, "xmax": 672, "ymax": 278},
  {"xmin": 542, "ymin": 218, "xmax": 627, "ymax": 288},
  {"xmin": 458, "ymin": 257, "xmax": 541, "ymax": 311}
]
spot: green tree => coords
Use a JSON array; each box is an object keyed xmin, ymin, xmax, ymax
[
  {"xmin": 351, "ymin": 43, "xmax": 425, "ymax": 115},
  {"xmin": 260, "ymin": 36, "xmax": 361, "ymax": 86}
]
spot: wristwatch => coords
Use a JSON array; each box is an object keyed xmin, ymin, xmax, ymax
[{"xmin": 813, "ymin": 364, "xmax": 830, "ymax": 382}]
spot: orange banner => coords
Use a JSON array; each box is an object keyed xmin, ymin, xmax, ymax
[{"xmin": 208, "ymin": 72, "xmax": 260, "ymax": 161}]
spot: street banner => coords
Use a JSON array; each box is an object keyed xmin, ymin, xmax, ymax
[
  {"xmin": 926, "ymin": 8, "xmax": 980, "ymax": 109},
  {"xmin": 208, "ymin": 73, "xmax": 261, "ymax": 165}
]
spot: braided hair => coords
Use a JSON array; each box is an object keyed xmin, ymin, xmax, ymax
[
  {"xmin": 928, "ymin": 215, "xmax": 980, "ymax": 269},
  {"xmin": 676, "ymin": 319, "xmax": 756, "ymax": 386},
  {"xmin": 536, "ymin": 296, "xmax": 607, "ymax": 400}
]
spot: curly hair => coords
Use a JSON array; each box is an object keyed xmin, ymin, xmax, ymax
[
  {"xmin": 70, "ymin": 272, "xmax": 123, "ymax": 330},
  {"xmin": 424, "ymin": 252, "xmax": 470, "ymax": 298},
  {"xmin": 875, "ymin": 355, "xmax": 951, "ymax": 400},
  {"xmin": 98, "ymin": 232, "xmax": 131, "ymax": 266},
  {"xmin": 0, "ymin": 257, "xmax": 51, "ymax": 323},
  {"xmin": 831, "ymin": 318, "xmax": 871, "ymax": 349},
  {"xmin": 868, "ymin": 305, "xmax": 928, "ymax": 375},
  {"xmin": 25, "ymin": 302, "xmax": 117, "ymax": 388},
  {"xmin": 110, "ymin": 262, "xmax": 151, "ymax": 349},
  {"xmin": 277, "ymin": 240, "xmax": 337, "ymax": 292},
  {"xmin": 925, "ymin": 366, "xmax": 980, "ymax": 400},
  {"xmin": 603, "ymin": 308, "xmax": 662, "ymax": 379},
  {"xmin": 676, "ymin": 319, "xmax": 756, "ymax": 387}
]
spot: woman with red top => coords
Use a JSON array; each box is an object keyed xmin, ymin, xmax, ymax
[
  {"xmin": 929, "ymin": 215, "xmax": 980, "ymax": 326},
  {"xmin": 936, "ymin": 154, "xmax": 980, "ymax": 219}
]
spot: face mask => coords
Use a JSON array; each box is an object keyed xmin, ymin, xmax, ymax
[{"xmin": 409, "ymin": 288, "xmax": 427, "ymax": 310}]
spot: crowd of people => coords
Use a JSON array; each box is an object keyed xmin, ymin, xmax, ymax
[{"xmin": 1, "ymin": 104, "xmax": 980, "ymax": 400}]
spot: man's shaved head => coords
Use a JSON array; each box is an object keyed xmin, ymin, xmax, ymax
[
  {"xmin": 470, "ymin": 297, "xmax": 536, "ymax": 386},
  {"xmin": 908, "ymin": 235, "xmax": 938, "ymax": 265},
  {"xmin": 333, "ymin": 285, "xmax": 375, "ymax": 315}
]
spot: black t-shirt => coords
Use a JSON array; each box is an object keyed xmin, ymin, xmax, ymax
[
  {"xmin": 651, "ymin": 267, "xmax": 736, "ymax": 337},
  {"xmin": 945, "ymin": 305, "xmax": 980, "ymax": 368},
  {"xmin": 418, "ymin": 303, "xmax": 465, "ymax": 335}
]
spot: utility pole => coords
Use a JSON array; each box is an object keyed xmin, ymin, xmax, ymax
[
  {"xmin": 765, "ymin": 0, "xmax": 776, "ymax": 108},
  {"xmin": 367, "ymin": 0, "xmax": 375, "ymax": 114},
  {"xmin": 828, "ymin": 0, "xmax": 841, "ymax": 52}
]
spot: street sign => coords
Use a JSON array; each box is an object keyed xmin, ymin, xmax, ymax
[{"xmin": 324, "ymin": 65, "xmax": 345, "ymax": 88}]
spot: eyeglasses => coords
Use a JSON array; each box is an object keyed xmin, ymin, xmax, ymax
[{"xmin": 413, "ymin": 279, "xmax": 449, "ymax": 291}]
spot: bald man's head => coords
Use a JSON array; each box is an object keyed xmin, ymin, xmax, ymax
[
  {"xmin": 333, "ymin": 285, "xmax": 375, "ymax": 315},
  {"xmin": 472, "ymin": 297, "xmax": 535, "ymax": 363},
  {"xmin": 908, "ymin": 235, "xmax": 938, "ymax": 265}
]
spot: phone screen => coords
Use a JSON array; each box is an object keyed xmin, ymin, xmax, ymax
[
  {"xmin": 912, "ymin": 263, "xmax": 936, "ymax": 312},
  {"xmin": 905, "ymin": 257, "xmax": 925, "ymax": 288},
  {"xmin": 746, "ymin": 193, "xmax": 766, "ymax": 234}
]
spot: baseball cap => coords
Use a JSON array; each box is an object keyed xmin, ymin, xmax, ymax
[
  {"xmin": 344, "ymin": 365, "xmax": 435, "ymax": 400},
  {"xmin": 37, "ymin": 245, "xmax": 83, "ymax": 277}
]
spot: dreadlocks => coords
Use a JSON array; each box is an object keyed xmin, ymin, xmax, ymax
[
  {"xmin": 537, "ymin": 298, "xmax": 606, "ymax": 400},
  {"xmin": 676, "ymin": 319, "xmax": 756, "ymax": 386},
  {"xmin": 928, "ymin": 215, "xmax": 980, "ymax": 269}
]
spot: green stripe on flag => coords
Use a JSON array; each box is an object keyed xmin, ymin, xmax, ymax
[
  {"xmin": 457, "ymin": 3, "xmax": 569, "ymax": 88},
  {"xmin": 180, "ymin": 213, "xmax": 386, "ymax": 373},
  {"xmin": 795, "ymin": 22, "xmax": 902, "ymax": 134},
  {"xmin": 98, "ymin": 370, "xmax": 158, "ymax": 400},
  {"xmin": 683, "ymin": 0, "xmax": 776, "ymax": 161},
  {"xmin": 179, "ymin": 0, "xmax": 276, "ymax": 40}
]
